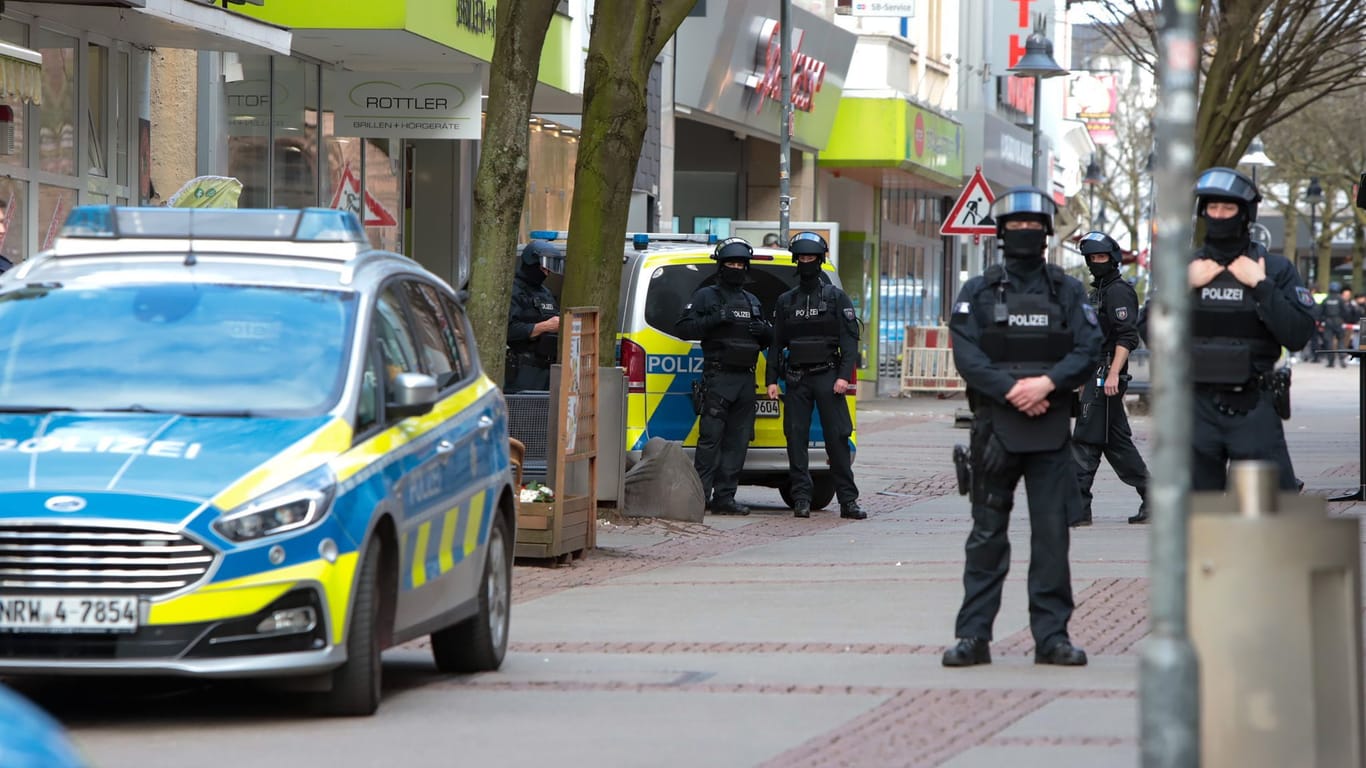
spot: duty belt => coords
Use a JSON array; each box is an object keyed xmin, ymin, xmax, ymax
[
  {"xmin": 790, "ymin": 361, "xmax": 836, "ymax": 374},
  {"xmin": 706, "ymin": 361, "xmax": 754, "ymax": 374},
  {"xmin": 1197, "ymin": 374, "xmax": 1270, "ymax": 416}
]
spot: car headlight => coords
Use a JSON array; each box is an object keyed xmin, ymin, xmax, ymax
[{"xmin": 213, "ymin": 465, "xmax": 337, "ymax": 543}]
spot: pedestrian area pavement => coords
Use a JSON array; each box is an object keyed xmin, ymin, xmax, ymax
[{"xmin": 411, "ymin": 360, "xmax": 1363, "ymax": 768}]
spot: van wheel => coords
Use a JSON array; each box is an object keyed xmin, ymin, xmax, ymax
[
  {"xmin": 778, "ymin": 479, "xmax": 835, "ymax": 511},
  {"xmin": 312, "ymin": 537, "xmax": 382, "ymax": 717},
  {"xmin": 431, "ymin": 512, "xmax": 511, "ymax": 673},
  {"xmin": 811, "ymin": 477, "xmax": 836, "ymax": 510}
]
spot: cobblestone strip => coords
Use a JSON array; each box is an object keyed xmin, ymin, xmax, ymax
[
  {"xmin": 881, "ymin": 470, "xmax": 961, "ymax": 500},
  {"xmin": 508, "ymin": 640, "xmax": 946, "ymax": 656},
  {"xmin": 758, "ymin": 688, "xmax": 1059, "ymax": 768},
  {"xmin": 997, "ymin": 577, "xmax": 1149, "ymax": 657}
]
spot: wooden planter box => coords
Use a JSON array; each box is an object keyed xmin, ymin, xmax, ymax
[{"xmin": 515, "ymin": 494, "xmax": 591, "ymax": 560}]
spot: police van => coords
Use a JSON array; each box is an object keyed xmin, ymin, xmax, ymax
[
  {"xmin": 0, "ymin": 207, "xmax": 516, "ymax": 717},
  {"xmin": 532, "ymin": 231, "xmax": 857, "ymax": 510}
]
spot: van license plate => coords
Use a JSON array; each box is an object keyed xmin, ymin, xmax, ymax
[
  {"xmin": 755, "ymin": 399, "xmax": 780, "ymax": 417},
  {"xmin": 0, "ymin": 596, "xmax": 139, "ymax": 633}
]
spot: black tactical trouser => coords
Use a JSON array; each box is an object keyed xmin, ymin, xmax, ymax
[
  {"xmin": 957, "ymin": 429, "xmax": 1076, "ymax": 649},
  {"xmin": 505, "ymin": 351, "xmax": 550, "ymax": 394},
  {"xmin": 1192, "ymin": 387, "xmax": 1297, "ymax": 491},
  {"xmin": 1071, "ymin": 394, "xmax": 1149, "ymax": 523},
  {"xmin": 782, "ymin": 367, "xmax": 857, "ymax": 505},
  {"xmin": 695, "ymin": 369, "xmax": 757, "ymax": 505},
  {"xmin": 1324, "ymin": 322, "xmax": 1345, "ymax": 366}
]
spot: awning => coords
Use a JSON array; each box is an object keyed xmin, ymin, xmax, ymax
[
  {"xmin": 8, "ymin": 0, "xmax": 291, "ymax": 56},
  {"xmin": 0, "ymin": 42, "xmax": 41, "ymax": 105}
]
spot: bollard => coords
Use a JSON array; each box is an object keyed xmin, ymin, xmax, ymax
[{"xmin": 1190, "ymin": 461, "xmax": 1364, "ymax": 767}]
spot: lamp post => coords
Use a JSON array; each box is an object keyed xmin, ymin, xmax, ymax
[
  {"xmin": 1306, "ymin": 176, "xmax": 1324, "ymax": 284},
  {"xmin": 1083, "ymin": 155, "xmax": 1104, "ymax": 230},
  {"xmin": 1008, "ymin": 25, "xmax": 1069, "ymax": 189},
  {"xmin": 1238, "ymin": 136, "xmax": 1275, "ymax": 188}
]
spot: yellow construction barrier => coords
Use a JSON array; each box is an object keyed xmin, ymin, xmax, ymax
[{"xmin": 900, "ymin": 325, "xmax": 965, "ymax": 394}]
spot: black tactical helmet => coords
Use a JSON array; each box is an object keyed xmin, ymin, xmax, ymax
[
  {"xmin": 1330, "ymin": 281, "xmax": 1343, "ymax": 294},
  {"xmin": 1079, "ymin": 231, "xmax": 1122, "ymax": 263},
  {"xmin": 520, "ymin": 240, "xmax": 565, "ymax": 275},
  {"xmin": 1195, "ymin": 167, "xmax": 1261, "ymax": 221},
  {"xmin": 712, "ymin": 237, "xmax": 754, "ymax": 263},
  {"xmin": 788, "ymin": 231, "xmax": 828, "ymax": 258},
  {"xmin": 991, "ymin": 186, "xmax": 1056, "ymax": 236}
]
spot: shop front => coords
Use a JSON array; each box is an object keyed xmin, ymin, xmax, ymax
[
  {"xmin": 0, "ymin": 0, "xmax": 289, "ymax": 264},
  {"xmin": 821, "ymin": 95, "xmax": 962, "ymax": 395},
  {"xmin": 671, "ymin": 0, "xmax": 855, "ymax": 237},
  {"xmin": 223, "ymin": 0, "xmax": 581, "ymax": 289}
]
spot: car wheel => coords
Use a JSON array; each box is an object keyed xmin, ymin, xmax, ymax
[
  {"xmin": 313, "ymin": 537, "xmax": 383, "ymax": 717},
  {"xmin": 811, "ymin": 476, "xmax": 836, "ymax": 510},
  {"xmin": 431, "ymin": 510, "xmax": 511, "ymax": 673}
]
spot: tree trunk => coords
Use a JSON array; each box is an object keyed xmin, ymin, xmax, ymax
[
  {"xmin": 468, "ymin": 2, "xmax": 557, "ymax": 385},
  {"xmin": 1352, "ymin": 218, "xmax": 1363, "ymax": 295},
  {"xmin": 561, "ymin": 0, "xmax": 698, "ymax": 361}
]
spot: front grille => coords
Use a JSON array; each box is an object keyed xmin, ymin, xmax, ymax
[{"xmin": 0, "ymin": 524, "xmax": 217, "ymax": 596}]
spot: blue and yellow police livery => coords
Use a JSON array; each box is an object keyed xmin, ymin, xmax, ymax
[
  {"xmin": 537, "ymin": 231, "xmax": 856, "ymax": 511},
  {"xmin": 0, "ymin": 207, "xmax": 515, "ymax": 716}
]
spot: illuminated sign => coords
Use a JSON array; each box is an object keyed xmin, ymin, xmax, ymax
[{"xmin": 746, "ymin": 19, "xmax": 828, "ymax": 114}]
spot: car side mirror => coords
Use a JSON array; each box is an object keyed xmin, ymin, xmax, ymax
[
  {"xmin": 388, "ymin": 372, "xmax": 439, "ymax": 419},
  {"xmin": 1356, "ymin": 173, "xmax": 1366, "ymax": 210}
]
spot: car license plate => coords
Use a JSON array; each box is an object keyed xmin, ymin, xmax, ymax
[
  {"xmin": 0, "ymin": 596, "xmax": 139, "ymax": 633},
  {"xmin": 755, "ymin": 399, "xmax": 780, "ymax": 417}
]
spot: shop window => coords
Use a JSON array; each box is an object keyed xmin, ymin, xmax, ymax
[
  {"xmin": 87, "ymin": 43, "xmax": 108, "ymax": 177},
  {"xmin": 0, "ymin": 178, "xmax": 25, "ymax": 266},
  {"xmin": 37, "ymin": 30, "xmax": 76, "ymax": 178},
  {"xmin": 38, "ymin": 184, "xmax": 75, "ymax": 251},
  {"xmin": 0, "ymin": 20, "xmax": 26, "ymax": 169},
  {"xmin": 270, "ymin": 56, "xmax": 317, "ymax": 209},
  {"xmin": 115, "ymin": 50, "xmax": 128, "ymax": 187}
]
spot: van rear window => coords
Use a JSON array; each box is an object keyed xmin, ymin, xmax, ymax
[{"xmin": 644, "ymin": 263, "xmax": 818, "ymax": 338}]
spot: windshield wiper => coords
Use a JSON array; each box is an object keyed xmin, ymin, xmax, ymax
[
  {"xmin": 0, "ymin": 405, "xmax": 77, "ymax": 413},
  {"xmin": 177, "ymin": 410, "xmax": 259, "ymax": 418}
]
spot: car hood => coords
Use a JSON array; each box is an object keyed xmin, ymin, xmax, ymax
[{"xmin": 0, "ymin": 412, "xmax": 340, "ymax": 506}]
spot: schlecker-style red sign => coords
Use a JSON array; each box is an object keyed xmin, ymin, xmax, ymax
[{"xmin": 748, "ymin": 19, "xmax": 828, "ymax": 114}]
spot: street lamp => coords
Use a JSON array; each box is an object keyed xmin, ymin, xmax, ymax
[
  {"xmin": 1306, "ymin": 176, "xmax": 1324, "ymax": 279},
  {"xmin": 1238, "ymin": 136, "xmax": 1275, "ymax": 188},
  {"xmin": 1009, "ymin": 26, "xmax": 1069, "ymax": 189},
  {"xmin": 1083, "ymin": 155, "xmax": 1104, "ymax": 229}
]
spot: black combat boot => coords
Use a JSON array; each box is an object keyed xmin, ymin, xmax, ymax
[
  {"xmin": 839, "ymin": 501, "xmax": 866, "ymax": 520},
  {"xmin": 1128, "ymin": 499, "xmax": 1148, "ymax": 524},
  {"xmin": 942, "ymin": 638, "xmax": 991, "ymax": 667},
  {"xmin": 793, "ymin": 501, "xmax": 811, "ymax": 518},
  {"xmin": 712, "ymin": 500, "xmax": 751, "ymax": 516},
  {"xmin": 1035, "ymin": 639, "xmax": 1088, "ymax": 666}
]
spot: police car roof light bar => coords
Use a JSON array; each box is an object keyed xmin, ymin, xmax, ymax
[
  {"xmin": 58, "ymin": 206, "xmax": 368, "ymax": 244},
  {"xmin": 530, "ymin": 230, "xmax": 717, "ymax": 248}
]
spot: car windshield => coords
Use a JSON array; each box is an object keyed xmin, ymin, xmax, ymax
[
  {"xmin": 0, "ymin": 282, "xmax": 355, "ymax": 415},
  {"xmin": 643, "ymin": 263, "xmax": 829, "ymax": 337}
]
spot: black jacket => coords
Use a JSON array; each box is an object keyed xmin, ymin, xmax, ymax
[
  {"xmin": 766, "ymin": 279, "xmax": 860, "ymax": 383},
  {"xmin": 1091, "ymin": 272, "xmax": 1141, "ymax": 371}
]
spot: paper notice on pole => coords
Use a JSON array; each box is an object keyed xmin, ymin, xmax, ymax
[{"xmin": 565, "ymin": 394, "xmax": 578, "ymax": 454}]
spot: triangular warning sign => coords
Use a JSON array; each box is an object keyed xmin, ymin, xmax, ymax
[
  {"xmin": 940, "ymin": 168, "xmax": 996, "ymax": 236},
  {"xmin": 329, "ymin": 164, "xmax": 398, "ymax": 227}
]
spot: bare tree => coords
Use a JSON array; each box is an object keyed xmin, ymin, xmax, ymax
[
  {"xmin": 1089, "ymin": 73, "xmax": 1155, "ymax": 258},
  {"xmin": 468, "ymin": 2, "xmax": 559, "ymax": 384},
  {"xmin": 1084, "ymin": 1, "xmax": 1366, "ymax": 171},
  {"xmin": 561, "ymin": 0, "xmax": 698, "ymax": 360}
]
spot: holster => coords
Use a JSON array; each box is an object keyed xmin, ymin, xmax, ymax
[
  {"xmin": 952, "ymin": 444, "xmax": 972, "ymax": 498},
  {"xmin": 690, "ymin": 378, "xmax": 706, "ymax": 416},
  {"xmin": 1270, "ymin": 367, "xmax": 1292, "ymax": 420}
]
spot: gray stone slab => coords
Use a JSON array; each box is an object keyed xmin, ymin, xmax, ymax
[
  {"xmin": 940, "ymin": 745, "xmax": 1141, "ymax": 768},
  {"xmin": 998, "ymin": 697, "xmax": 1138, "ymax": 739}
]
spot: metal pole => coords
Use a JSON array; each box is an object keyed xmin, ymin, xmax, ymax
[
  {"xmin": 1140, "ymin": 0, "xmax": 1200, "ymax": 765},
  {"xmin": 778, "ymin": 0, "xmax": 792, "ymax": 245},
  {"xmin": 1030, "ymin": 74, "xmax": 1043, "ymax": 189}
]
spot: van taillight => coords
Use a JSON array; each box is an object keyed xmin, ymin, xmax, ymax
[
  {"xmin": 620, "ymin": 338, "xmax": 647, "ymax": 394},
  {"xmin": 846, "ymin": 367, "xmax": 857, "ymax": 396}
]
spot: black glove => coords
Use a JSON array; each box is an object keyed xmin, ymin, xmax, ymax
[{"xmin": 748, "ymin": 319, "xmax": 768, "ymax": 338}]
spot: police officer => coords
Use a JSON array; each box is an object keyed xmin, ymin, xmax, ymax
[
  {"xmin": 765, "ymin": 232, "xmax": 863, "ymax": 520},
  {"xmin": 1070, "ymin": 232, "xmax": 1150, "ymax": 527},
  {"xmin": 941, "ymin": 187, "xmax": 1101, "ymax": 668},
  {"xmin": 676, "ymin": 238, "xmax": 772, "ymax": 515},
  {"xmin": 1319, "ymin": 282, "xmax": 1348, "ymax": 367},
  {"xmin": 505, "ymin": 240, "xmax": 565, "ymax": 393},
  {"xmin": 1187, "ymin": 167, "xmax": 1314, "ymax": 490}
]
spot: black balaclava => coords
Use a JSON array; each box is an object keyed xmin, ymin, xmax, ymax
[
  {"xmin": 1087, "ymin": 254, "xmax": 1119, "ymax": 281},
  {"xmin": 1000, "ymin": 216, "xmax": 1048, "ymax": 272},
  {"xmin": 718, "ymin": 263, "xmax": 747, "ymax": 287},
  {"xmin": 1201, "ymin": 199, "xmax": 1251, "ymax": 265},
  {"xmin": 519, "ymin": 258, "xmax": 546, "ymax": 286},
  {"xmin": 797, "ymin": 257, "xmax": 823, "ymax": 284}
]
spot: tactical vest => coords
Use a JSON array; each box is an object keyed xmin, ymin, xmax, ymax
[
  {"xmin": 1323, "ymin": 296, "xmax": 1344, "ymax": 322},
  {"xmin": 704, "ymin": 288, "xmax": 763, "ymax": 369},
  {"xmin": 1189, "ymin": 269, "xmax": 1275, "ymax": 384},
  {"xmin": 783, "ymin": 283, "xmax": 841, "ymax": 366},
  {"xmin": 977, "ymin": 264, "xmax": 1075, "ymax": 453},
  {"xmin": 509, "ymin": 281, "xmax": 559, "ymax": 361}
]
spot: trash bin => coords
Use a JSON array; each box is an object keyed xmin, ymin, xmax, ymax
[{"xmin": 1190, "ymin": 461, "xmax": 1364, "ymax": 767}]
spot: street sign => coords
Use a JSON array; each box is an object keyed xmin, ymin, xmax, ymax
[
  {"xmin": 329, "ymin": 164, "xmax": 398, "ymax": 227},
  {"xmin": 848, "ymin": 1, "xmax": 916, "ymax": 16},
  {"xmin": 940, "ymin": 167, "xmax": 996, "ymax": 236}
]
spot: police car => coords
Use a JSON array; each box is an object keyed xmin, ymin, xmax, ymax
[
  {"xmin": 0, "ymin": 207, "xmax": 516, "ymax": 716},
  {"xmin": 559, "ymin": 231, "xmax": 857, "ymax": 510}
]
